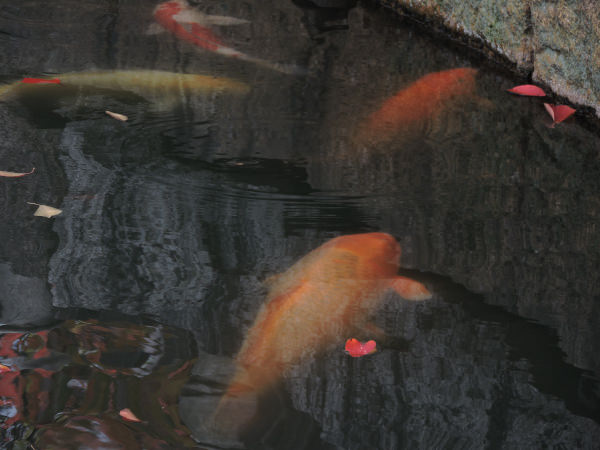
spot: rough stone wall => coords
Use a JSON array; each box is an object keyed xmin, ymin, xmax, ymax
[{"xmin": 375, "ymin": 0, "xmax": 600, "ymax": 117}]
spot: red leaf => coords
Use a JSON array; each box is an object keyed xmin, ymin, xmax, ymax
[
  {"xmin": 119, "ymin": 408, "xmax": 141, "ymax": 422},
  {"xmin": 507, "ymin": 84, "xmax": 546, "ymax": 97},
  {"xmin": 21, "ymin": 78, "xmax": 61, "ymax": 84},
  {"xmin": 0, "ymin": 363, "xmax": 12, "ymax": 373},
  {"xmin": 345, "ymin": 338, "xmax": 377, "ymax": 357},
  {"xmin": 544, "ymin": 103, "xmax": 576, "ymax": 123}
]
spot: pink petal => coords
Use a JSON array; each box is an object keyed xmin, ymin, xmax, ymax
[
  {"xmin": 544, "ymin": 103, "xmax": 576, "ymax": 123},
  {"xmin": 553, "ymin": 105, "xmax": 576, "ymax": 123},
  {"xmin": 119, "ymin": 408, "xmax": 141, "ymax": 422},
  {"xmin": 507, "ymin": 84, "xmax": 546, "ymax": 97},
  {"xmin": 544, "ymin": 103, "xmax": 555, "ymax": 121}
]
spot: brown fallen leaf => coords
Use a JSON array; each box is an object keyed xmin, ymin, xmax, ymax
[
  {"xmin": 119, "ymin": 408, "xmax": 142, "ymax": 422},
  {"xmin": 105, "ymin": 110, "xmax": 128, "ymax": 121},
  {"xmin": 27, "ymin": 202, "xmax": 62, "ymax": 218},
  {"xmin": 0, "ymin": 168, "xmax": 35, "ymax": 178}
]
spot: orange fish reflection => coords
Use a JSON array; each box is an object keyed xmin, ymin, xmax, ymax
[
  {"xmin": 357, "ymin": 68, "xmax": 479, "ymax": 144},
  {"xmin": 222, "ymin": 232, "xmax": 430, "ymax": 404}
]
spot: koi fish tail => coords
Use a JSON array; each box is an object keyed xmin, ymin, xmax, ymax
[
  {"xmin": 211, "ymin": 379, "xmax": 258, "ymax": 434},
  {"xmin": 191, "ymin": 26, "xmax": 306, "ymax": 76},
  {"xmin": 231, "ymin": 52, "xmax": 308, "ymax": 76},
  {"xmin": 0, "ymin": 83, "xmax": 15, "ymax": 99}
]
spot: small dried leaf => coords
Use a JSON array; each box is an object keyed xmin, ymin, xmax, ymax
[
  {"xmin": 119, "ymin": 408, "xmax": 142, "ymax": 422},
  {"xmin": 22, "ymin": 78, "xmax": 60, "ymax": 84},
  {"xmin": 27, "ymin": 202, "xmax": 62, "ymax": 218},
  {"xmin": 507, "ymin": 84, "xmax": 546, "ymax": 97},
  {"xmin": 0, "ymin": 168, "xmax": 35, "ymax": 178},
  {"xmin": 544, "ymin": 103, "xmax": 576, "ymax": 123},
  {"xmin": 105, "ymin": 110, "xmax": 128, "ymax": 121},
  {"xmin": 345, "ymin": 338, "xmax": 377, "ymax": 357}
]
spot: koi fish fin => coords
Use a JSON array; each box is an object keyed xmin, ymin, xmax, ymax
[
  {"xmin": 174, "ymin": 10, "xmax": 250, "ymax": 26},
  {"xmin": 354, "ymin": 321, "xmax": 386, "ymax": 341},
  {"xmin": 190, "ymin": 23, "xmax": 225, "ymax": 48},
  {"xmin": 253, "ymin": 60, "xmax": 308, "ymax": 76},
  {"xmin": 200, "ymin": 15, "xmax": 250, "ymax": 26},
  {"xmin": 263, "ymin": 273, "xmax": 282, "ymax": 287},
  {"xmin": 352, "ymin": 322, "xmax": 413, "ymax": 352},
  {"xmin": 389, "ymin": 276, "xmax": 432, "ymax": 301},
  {"xmin": 146, "ymin": 23, "xmax": 167, "ymax": 35},
  {"xmin": 212, "ymin": 369, "xmax": 258, "ymax": 436},
  {"xmin": 211, "ymin": 390, "xmax": 258, "ymax": 441}
]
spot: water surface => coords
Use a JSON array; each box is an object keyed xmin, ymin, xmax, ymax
[{"xmin": 1, "ymin": 0, "xmax": 599, "ymax": 448}]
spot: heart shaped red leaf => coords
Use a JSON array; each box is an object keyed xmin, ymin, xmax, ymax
[{"xmin": 345, "ymin": 338, "xmax": 377, "ymax": 357}]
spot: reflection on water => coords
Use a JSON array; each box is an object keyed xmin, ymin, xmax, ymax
[
  {"xmin": 0, "ymin": 311, "xmax": 197, "ymax": 448},
  {"xmin": 1, "ymin": 0, "xmax": 600, "ymax": 448}
]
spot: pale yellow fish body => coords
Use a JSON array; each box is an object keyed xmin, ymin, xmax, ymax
[{"xmin": 0, "ymin": 70, "xmax": 249, "ymax": 109}]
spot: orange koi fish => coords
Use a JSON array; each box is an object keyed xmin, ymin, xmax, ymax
[
  {"xmin": 223, "ymin": 232, "xmax": 431, "ymax": 402},
  {"xmin": 153, "ymin": 0, "xmax": 305, "ymax": 75},
  {"xmin": 357, "ymin": 67, "xmax": 479, "ymax": 143}
]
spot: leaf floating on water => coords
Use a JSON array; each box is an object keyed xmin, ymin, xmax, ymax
[
  {"xmin": 119, "ymin": 408, "xmax": 142, "ymax": 422},
  {"xmin": 0, "ymin": 168, "xmax": 35, "ymax": 178},
  {"xmin": 105, "ymin": 110, "xmax": 128, "ymax": 122},
  {"xmin": 507, "ymin": 84, "xmax": 546, "ymax": 97},
  {"xmin": 345, "ymin": 338, "xmax": 377, "ymax": 357},
  {"xmin": 27, "ymin": 202, "xmax": 62, "ymax": 218},
  {"xmin": 21, "ymin": 78, "xmax": 61, "ymax": 84},
  {"xmin": 544, "ymin": 103, "xmax": 576, "ymax": 123}
]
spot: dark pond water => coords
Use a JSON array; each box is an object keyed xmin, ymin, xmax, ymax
[{"xmin": 1, "ymin": 0, "xmax": 600, "ymax": 448}]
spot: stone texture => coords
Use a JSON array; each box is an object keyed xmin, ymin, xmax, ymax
[{"xmin": 374, "ymin": 0, "xmax": 600, "ymax": 116}]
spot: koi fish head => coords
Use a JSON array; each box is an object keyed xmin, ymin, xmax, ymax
[
  {"xmin": 154, "ymin": 0, "xmax": 185, "ymax": 17},
  {"xmin": 153, "ymin": 0, "xmax": 225, "ymax": 53},
  {"xmin": 324, "ymin": 232, "xmax": 402, "ymax": 274}
]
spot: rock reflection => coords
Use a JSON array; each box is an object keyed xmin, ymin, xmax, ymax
[
  {"xmin": 0, "ymin": 313, "xmax": 197, "ymax": 448},
  {"xmin": 36, "ymin": 415, "xmax": 171, "ymax": 449}
]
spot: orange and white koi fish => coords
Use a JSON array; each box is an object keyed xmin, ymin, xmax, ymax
[
  {"xmin": 222, "ymin": 232, "xmax": 431, "ymax": 402},
  {"xmin": 153, "ymin": 0, "xmax": 305, "ymax": 75},
  {"xmin": 357, "ymin": 67, "xmax": 480, "ymax": 144}
]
